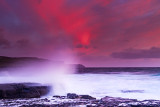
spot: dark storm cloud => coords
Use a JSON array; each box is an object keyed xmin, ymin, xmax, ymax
[
  {"xmin": 111, "ymin": 47, "xmax": 160, "ymax": 59},
  {"xmin": 0, "ymin": 36, "xmax": 10, "ymax": 48},
  {"xmin": 15, "ymin": 39, "xmax": 31, "ymax": 48},
  {"xmin": 76, "ymin": 44, "xmax": 83, "ymax": 48},
  {"xmin": 75, "ymin": 44, "xmax": 90, "ymax": 49},
  {"xmin": 0, "ymin": 29, "xmax": 10, "ymax": 48},
  {"xmin": 89, "ymin": 0, "xmax": 160, "ymax": 54}
]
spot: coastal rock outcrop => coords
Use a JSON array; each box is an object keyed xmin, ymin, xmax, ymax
[
  {"xmin": 67, "ymin": 93, "xmax": 79, "ymax": 99},
  {"xmin": 1, "ymin": 94, "xmax": 160, "ymax": 106},
  {"xmin": 0, "ymin": 83, "xmax": 51, "ymax": 99},
  {"xmin": 67, "ymin": 93, "xmax": 96, "ymax": 100}
]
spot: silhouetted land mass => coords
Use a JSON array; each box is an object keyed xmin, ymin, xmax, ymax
[
  {"xmin": 0, "ymin": 56, "xmax": 160, "ymax": 74},
  {"xmin": 0, "ymin": 56, "xmax": 65, "ymax": 71},
  {"xmin": 78, "ymin": 67, "xmax": 160, "ymax": 74},
  {"xmin": 0, "ymin": 56, "xmax": 49, "ymax": 68},
  {"xmin": 73, "ymin": 64, "xmax": 160, "ymax": 74}
]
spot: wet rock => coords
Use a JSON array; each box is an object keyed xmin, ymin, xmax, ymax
[
  {"xmin": 53, "ymin": 95, "xmax": 61, "ymax": 98},
  {"xmin": 0, "ymin": 83, "xmax": 51, "ymax": 99},
  {"xmin": 101, "ymin": 96, "xmax": 137, "ymax": 102},
  {"xmin": 67, "ymin": 93, "xmax": 79, "ymax": 99},
  {"xmin": 101, "ymin": 96, "xmax": 160, "ymax": 107},
  {"xmin": 79, "ymin": 95, "xmax": 96, "ymax": 100},
  {"xmin": 101, "ymin": 96, "xmax": 138, "ymax": 106},
  {"xmin": 1, "ymin": 94, "xmax": 160, "ymax": 107},
  {"xmin": 67, "ymin": 93, "xmax": 96, "ymax": 100}
]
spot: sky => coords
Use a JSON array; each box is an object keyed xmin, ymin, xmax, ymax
[{"xmin": 0, "ymin": 0, "xmax": 160, "ymax": 67}]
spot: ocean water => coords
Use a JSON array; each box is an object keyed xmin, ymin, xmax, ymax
[
  {"xmin": 62, "ymin": 73, "xmax": 160, "ymax": 100},
  {"xmin": 1, "ymin": 67, "xmax": 160, "ymax": 100}
]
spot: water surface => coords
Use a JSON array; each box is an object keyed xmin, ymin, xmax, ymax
[{"xmin": 1, "ymin": 68, "xmax": 160, "ymax": 100}]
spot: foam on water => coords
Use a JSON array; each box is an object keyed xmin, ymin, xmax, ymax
[
  {"xmin": 57, "ymin": 73, "xmax": 160, "ymax": 100},
  {"xmin": 1, "ymin": 69, "xmax": 160, "ymax": 100}
]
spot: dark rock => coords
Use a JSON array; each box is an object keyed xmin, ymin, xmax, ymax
[
  {"xmin": 53, "ymin": 95, "xmax": 66, "ymax": 99},
  {"xmin": 67, "ymin": 93, "xmax": 96, "ymax": 100},
  {"xmin": 72, "ymin": 64, "xmax": 86, "ymax": 73},
  {"xmin": 61, "ymin": 96, "xmax": 67, "ymax": 99},
  {"xmin": 0, "ymin": 83, "xmax": 51, "ymax": 99},
  {"xmin": 53, "ymin": 95, "xmax": 61, "ymax": 98},
  {"xmin": 79, "ymin": 95, "xmax": 96, "ymax": 100},
  {"xmin": 1, "ymin": 95, "xmax": 160, "ymax": 107},
  {"xmin": 67, "ymin": 93, "xmax": 79, "ymax": 99},
  {"xmin": 101, "ymin": 96, "xmax": 137, "ymax": 102},
  {"xmin": 101, "ymin": 96, "xmax": 138, "ymax": 106},
  {"xmin": 101, "ymin": 96, "xmax": 160, "ymax": 106}
]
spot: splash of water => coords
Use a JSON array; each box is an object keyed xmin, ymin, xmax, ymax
[{"xmin": 0, "ymin": 56, "xmax": 77, "ymax": 96}]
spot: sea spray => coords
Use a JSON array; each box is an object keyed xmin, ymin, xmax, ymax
[{"xmin": 0, "ymin": 57, "xmax": 77, "ymax": 97}]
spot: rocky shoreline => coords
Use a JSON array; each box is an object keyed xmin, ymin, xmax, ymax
[
  {"xmin": 0, "ymin": 93, "xmax": 160, "ymax": 107},
  {"xmin": 0, "ymin": 83, "xmax": 51, "ymax": 99}
]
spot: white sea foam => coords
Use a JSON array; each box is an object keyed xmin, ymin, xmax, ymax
[
  {"xmin": 51, "ymin": 73, "xmax": 160, "ymax": 100},
  {"xmin": 1, "ymin": 69, "xmax": 160, "ymax": 100}
]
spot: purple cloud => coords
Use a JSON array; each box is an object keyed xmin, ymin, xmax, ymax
[
  {"xmin": 0, "ymin": 29, "xmax": 10, "ymax": 48},
  {"xmin": 111, "ymin": 47, "xmax": 160, "ymax": 59}
]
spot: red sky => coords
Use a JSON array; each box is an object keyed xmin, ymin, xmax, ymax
[{"xmin": 0, "ymin": 0, "xmax": 160, "ymax": 67}]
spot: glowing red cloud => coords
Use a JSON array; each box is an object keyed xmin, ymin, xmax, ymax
[
  {"xmin": 1, "ymin": 0, "xmax": 160, "ymax": 66},
  {"xmin": 22, "ymin": 0, "xmax": 114, "ymax": 48},
  {"xmin": 78, "ymin": 32, "xmax": 90, "ymax": 45},
  {"xmin": 31, "ymin": 0, "xmax": 92, "ymax": 46}
]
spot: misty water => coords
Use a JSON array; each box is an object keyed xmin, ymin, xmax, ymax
[
  {"xmin": 62, "ymin": 73, "xmax": 160, "ymax": 100},
  {"xmin": 1, "ymin": 70, "xmax": 160, "ymax": 101}
]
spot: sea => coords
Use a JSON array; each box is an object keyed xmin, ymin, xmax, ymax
[{"xmin": 1, "ymin": 67, "xmax": 160, "ymax": 100}]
